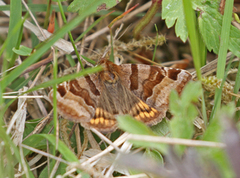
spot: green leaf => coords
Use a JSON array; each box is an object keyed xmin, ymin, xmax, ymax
[
  {"xmin": 24, "ymin": 134, "xmax": 78, "ymax": 162},
  {"xmin": 117, "ymin": 115, "xmax": 155, "ymax": 135},
  {"xmin": 151, "ymin": 118, "xmax": 170, "ymax": 136},
  {"xmin": 162, "ymin": 0, "xmax": 188, "ymax": 42},
  {"xmin": 162, "ymin": 0, "xmax": 240, "ymax": 57},
  {"xmin": 24, "ymin": 118, "xmax": 54, "ymax": 139},
  {"xmin": 229, "ymin": 26, "xmax": 240, "ymax": 57},
  {"xmin": 169, "ymin": 81, "xmax": 202, "ymax": 154},
  {"xmin": 181, "ymin": 81, "xmax": 202, "ymax": 107},
  {"xmin": 68, "ymin": 0, "xmax": 121, "ymax": 15},
  {"xmin": 198, "ymin": 1, "xmax": 240, "ymax": 57},
  {"xmin": 198, "ymin": 4, "xmax": 222, "ymax": 54},
  {"xmin": 117, "ymin": 115, "xmax": 168, "ymax": 153},
  {"xmin": 13, "ymin": 45, "xmax": 32, "ymax": 56},
  {"xmin": 8, "ymin": 71, "xmax": 36, "ymax": 91},
  {"xmin": 144, "ymin": 148, "xmax": 164, "ymax": 165},
  {"xmin": 66, "ymin": 54, "xmax": 76, "ymax": 67},
  {"xmin": 39, "ymin": 161, "xmax": 67, "ymax": 178}
]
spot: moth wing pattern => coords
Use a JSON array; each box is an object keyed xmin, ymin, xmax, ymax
[
  {"xmin": 118, "ymin": 63, "xmax": 192, "ymax": 125},
  {"xmin": 49, "ymin": 60, "xmax": 192, "ymax": 133},
  {"xmin": 49, "ymin": 68, "xmax": 119, "ymax": 132},
  {"xmin": 48, "ymin": 73, "xmax": 101, "ymax": 123},
  {"xmin": 81, "ymin": 107, "xmax": 118, "ymax": 132}
]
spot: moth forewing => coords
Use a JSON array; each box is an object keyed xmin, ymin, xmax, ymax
[{"xmin": 49, "ymin": 60, "xmax": 192, "ymax": 133}]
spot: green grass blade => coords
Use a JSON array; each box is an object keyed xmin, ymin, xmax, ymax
[
  {"xmin": 1, "ymin": 11, "xmax": 92, "ymax": 89},
  {"xmin": 0, "ymin": 4, "xmax": 69, "ymax": 13},
  {"xmin": 216, "ymin": 0, "xmax": 234, "ymax": 79},
  {"xmin": 53, "ymin": 50, "xmax": 58, "ymax": 141},
  {"xmin": 5, "ymin": 0, "xmax": 22, "ymax": 65},
  {"xmin": 182, "ymin": 0, "xmax": 207, "ymax": 124},
  {"xmin": 211, "ymin": 0, "xmax": 233, "ymax": 119},
  {"xmin": 210, "ymin": 57, "xmax": 233, "ymax": 120},
  {"xmin": 0, "ymin": 127, "xmax": 35, "ymax": 177},
  {"xmin": 81, "ymin": 55, "xmax": 96, "ymax": 65},
  {"xmin": 57, "ymin": 0, "xmax": 84, "ymax": 69},
  {"xmin": 152, "ymin": 24, "xmax": 158, "ymax": 62},
  {"xmin": 182, "ymin": 0, "xmax": 203, "ymax": 79},
  {"xmin": 26, "ymin": 65, "xmax": 102, "ymax": 94}
]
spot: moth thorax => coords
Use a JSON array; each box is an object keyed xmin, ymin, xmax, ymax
[{"xmin": 102, "ymin": 71, "xmax": 119, "ymax": 84}]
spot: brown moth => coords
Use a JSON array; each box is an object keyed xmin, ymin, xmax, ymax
[{"xmin": 48, "ymin": 59, "xmax": 192, "ymax": 133}]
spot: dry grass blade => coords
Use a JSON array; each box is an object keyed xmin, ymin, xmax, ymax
[
  {"xmin": 127, "ymin": 134, "xmax": 226, "ymax": 148},
  {"xmin": 6, "ymin": 87, "xmax": 27, "ymax": 146},
  {"xmin": 81, "ymin": 133, "xmax": 129, "ymax": 167},
  {"xmin": 191, "ymin": 52, "xmax": 235, "ymax": 79}
]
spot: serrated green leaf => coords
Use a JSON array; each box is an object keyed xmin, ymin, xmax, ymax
[
  {"xmin": 13, "ymin": 45, "xmax": 32, "ymax": 56},
  {"xmin": 229, "ymin": 25, "xmax": 240, "ymax": 57},
  {"xmin": 162, "ymin": 0, "xmax": 188, "ymax": 42},
  {"xmin": 162, "ymin": 0, "xmax": 240, "ymax": 57},
  {"xmin": 198, "ymin": 1, "xmax": 240, "ymax": 57},
  {"xmin": 68, "ymin": 0, "xmax": 121, "ymax": 15},
  {"xmin": 198, "ymin": 5, "xmax": 222, "ymax": 54}
]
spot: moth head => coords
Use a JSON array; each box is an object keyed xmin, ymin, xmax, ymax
[{"xmin": 101, "ymin": 71, "xmax": 119, "ymax": 84}]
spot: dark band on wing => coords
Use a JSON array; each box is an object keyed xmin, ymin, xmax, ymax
[
  {"xmin": 57, "ymin": 85, "xmax": 67, "ymax": 97},
  {"xmin": 69, "ymin": 80, "xmax": 95, "ymax": 107},
  {"xmin": 85, "ymin": 75, "xmax": 100, "ymax": 96},
  {"xmin": 142, "ymin": 67, "xmax": 165, "ymax": 101},
  {"xmin": 130, "ymin": 64, "xmax": 139, "ymax": 91},
  {"xmin": 167, "ymin": 68, "xmax": 181, "ymax": 81}
]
